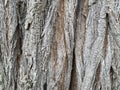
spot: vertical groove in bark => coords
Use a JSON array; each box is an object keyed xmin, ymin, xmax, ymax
[
  {"xmin": 5, "ymin": 0, "xmax": 9, "ymax": 48},
  {"xmin": 100, "ymin": 12, "xmax": 112, "ymax": 90},
  {"xmin": 103, "ymin": 13, "xmax": 109, "ymax": 59},
  {"xmin": 69, "ymin": 46, "xmax": 77, "ymax": 90},
  {"xmin": 12, "ymin": 23, "xmax": 23, "ymax": 90},
  {"xmin": 110, "ymin": 66, "xmax": 113, "ymax": 90},
  {"xmin": 93, "ymin": 62, "xmax": 101, "ymax": 90}
]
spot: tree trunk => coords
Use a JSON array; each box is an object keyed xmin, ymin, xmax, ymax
[{"xmin": 0, "ymin": 0, "xmax": 120, "ymax": 90}]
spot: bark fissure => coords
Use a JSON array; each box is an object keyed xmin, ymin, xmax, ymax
[
  {"xmin": 69, "ymin": 45, "xmax": 76, "ymax": 90},
  {"xmin": 103, "ymin": 13, "xmax": 109, "ymax": 59}
]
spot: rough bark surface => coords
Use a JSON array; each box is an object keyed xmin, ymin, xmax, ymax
[{"xmin": 0, "ymin": 0, "xmax": 120, "ymax": 90}]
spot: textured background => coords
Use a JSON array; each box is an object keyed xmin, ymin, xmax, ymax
[{"xmin": 0, "ymin": 0, "xmax": 120, "ymax": 90}]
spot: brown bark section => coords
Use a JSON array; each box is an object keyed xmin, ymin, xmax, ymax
[{"xmin": 55, "ymin": 0, "xmax": 66, "ymax": 89}]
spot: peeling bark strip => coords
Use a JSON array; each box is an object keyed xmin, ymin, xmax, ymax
[{"xmin": 1, "ymin": 0, "xmax": 120, "ymax": 90}]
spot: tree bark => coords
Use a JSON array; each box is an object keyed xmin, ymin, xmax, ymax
[{"xmin": 0, "ymin": 0, "xmax": 120, "ymax": 90}]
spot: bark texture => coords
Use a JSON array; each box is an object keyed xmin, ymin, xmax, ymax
[{"xmin": 0, "ymin": 0, "xmax": 120, "ymax": 90}]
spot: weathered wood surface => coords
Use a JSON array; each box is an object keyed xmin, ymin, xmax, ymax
[{"xmin": 0, "ymin": 0, "xmax": 120, "ymax": 90}]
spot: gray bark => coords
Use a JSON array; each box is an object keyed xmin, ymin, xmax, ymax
[{"xmin": 0, "ymin": 0, "xmax": 120, "ymax": 90}]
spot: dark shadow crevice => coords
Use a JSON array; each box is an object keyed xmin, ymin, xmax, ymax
[
  {"xmin": 103, "ymin": 13, "xmax": 109, "ymax": 59},
  {"xmin": 69, "ymin": 0, "xmax": 81, "ymax": 89},
  {"xmin": 12, "ymin": 1, "xmax": 27, "ymax": 89},
  {"xmin": 110, "ymin": 66, "xmax": 113, "ymax": 90},
  {"xmin": 43, "ymin": 82, "xmax": 47, "ymax": 90},
  {"xmin": 69, "ymin": 46, "xmax": 77, "ymax": 90}
]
